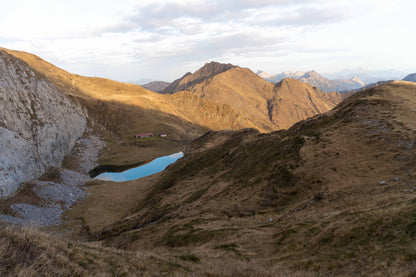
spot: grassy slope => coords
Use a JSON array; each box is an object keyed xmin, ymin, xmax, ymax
[
  {"xmin": 269, "ymin": 79, "xmax": 343, "ymax": 129},
  {"xmin": 0, "ymin": 48, "xmax": 268, "ymax": 133},
  {"xmin": 76, "ymin": 97, "xmax": 207, "ymax": 166},
  {"xmin": 0, "ymin": 224, "xmax": 204, "ymax": 276},
  {"xmin": 187, "ymin": 67, "xmax": 277, "ymax": 131},
  {"xmin": 177, "ymin": 66, "xmax": 343, "ymax": 132},
  {"xmin": 71, "ymin": 81, "xmax": 416, "ymax": 275},
  {"xmin": 2, "ymin": 48, "xmax": 344, "ymax": 134},
  {"xmin": 1, "ymin": 47, "xmax": 346, "ymax": 167}
]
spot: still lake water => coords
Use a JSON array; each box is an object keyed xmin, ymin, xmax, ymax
[{"xmin": 94, "ymin": 152, "xmax": 184, "ymax": 182}]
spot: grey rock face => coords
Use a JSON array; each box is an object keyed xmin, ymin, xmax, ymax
[
  {"xmin": 0, "ymin": 50, "xmax": 87, "ymax": 197},
  {"xmin": 69, "ymin": 134, "xmax": 106, "ymax": 174},
  {"xmin": 1, "ymin": 203, "xmax": 64, "ymax": 226}
]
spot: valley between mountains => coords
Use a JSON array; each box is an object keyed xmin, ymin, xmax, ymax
[{"xmin": 1, "ymin": 47, "xmax": 416, "ymax": 276}]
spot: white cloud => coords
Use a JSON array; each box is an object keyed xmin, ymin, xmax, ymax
[{"xmin": 0, "ymin": 0, "xmax": 415, "ymax": 82}]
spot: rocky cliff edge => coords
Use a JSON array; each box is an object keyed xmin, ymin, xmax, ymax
[{"xmin": 0, "ymin": 50, "xmax": 87, "ymax": 197}]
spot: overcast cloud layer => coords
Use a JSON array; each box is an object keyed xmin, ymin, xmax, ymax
[{"xmin": 0, "ymin": 0, "xmax": 415, "ymax": 82}]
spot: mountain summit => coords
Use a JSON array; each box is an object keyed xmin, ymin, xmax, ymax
[
  {"xmin": 162, "ymin": 62, "xmax": 343, "ymax": 131},
  {"xmin": 162, "ymin": 61, "xmax": 236, "ymax": 94}
]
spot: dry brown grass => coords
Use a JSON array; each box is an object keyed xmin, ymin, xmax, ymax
[
  {"xmin": 64, "ymin": 173, "xmax": 161, "ymax": 235},
  {"xmin": 1, "ymin": 223, "xmax": 308, "ymax": 276},
  {"xmin": 0, "ymin": 224, "xmax": 193, "ymax": 276},
  {"xmin": 1, "ymin": 47, "xmax": 344, "ymax": 134},
  {"xmin": 64, "ymin": 81, "xmax": 416, "ymax": 276},
  {"xmin": 0, "ymin": 48, "xmax": 267, "ymax": 132}
]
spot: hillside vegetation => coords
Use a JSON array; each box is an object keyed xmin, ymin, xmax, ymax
[
  {"xmin": 68, "ymin": 81, "xmax": 416, "ymax": 276},
  {"xmin": 0, "ymin": 225, "xmax": 206, "ymax": 276}
]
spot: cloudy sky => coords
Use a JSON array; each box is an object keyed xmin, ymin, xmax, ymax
[{"xmin": 0, "ymin": 0, "xmax": 415, "ymax": 82}]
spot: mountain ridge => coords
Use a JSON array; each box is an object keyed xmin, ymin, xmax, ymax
[
  {"xmin": 0, "ymin": 47, "xmax": 344, "ymax": 196},
  {"xmin": 161, "ymin": 62, "xmax": 344, "ymax": 131},
  {"xmin": 325, "ymin": 67, "xmax": 406, "ymax": 83},
  {"xmin": 162, "ymin": 61, "xmax": 236, "ymax": 94},
  {"xmin": 258, "ymin": 70, "xmax": 366, "ymax": 92},
  {"xmin": 1, "ymin": 48, "xmax": 343, "ymax": 134},
  {"xmin": 0, "ymin": 48, "xmax": 261, "ymax": 132}
]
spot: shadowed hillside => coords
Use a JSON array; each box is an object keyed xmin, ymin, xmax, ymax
[{"xmin": 70, "ymin": 81, "xmax": 416, "ymax": 275}]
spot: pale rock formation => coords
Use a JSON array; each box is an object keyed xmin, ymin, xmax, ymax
[{"xmin": 0, "ymin": 50, "xmax": 87, "ymax": 197}]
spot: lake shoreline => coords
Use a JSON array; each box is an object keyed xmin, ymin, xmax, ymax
[{"xmin": 93, "ymin": 152, "xmax": 184, "ymax": 182}]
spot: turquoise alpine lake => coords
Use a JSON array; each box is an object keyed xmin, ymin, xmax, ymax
[{"xmin": 94, "ymin": 152, "xmax": 184, "ymax": 182}]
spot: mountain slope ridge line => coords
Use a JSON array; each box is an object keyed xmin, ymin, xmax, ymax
[{"xmin": 2, "ymin": 47, "xmax": 343, "ymax": 133}]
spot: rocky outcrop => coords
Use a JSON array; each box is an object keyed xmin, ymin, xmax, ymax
[{"xmin": 0, "ymin": 50, "xmax": 87, "ymax": 198}]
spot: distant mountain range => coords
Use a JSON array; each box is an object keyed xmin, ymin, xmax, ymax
[
  {"xmin": 141, "ymin": 68, "xmax": 415, "ymax": 94},
  {"xmin": 325, "ymin": 68, "xmax": 407, "ymax": 83},
  {"xmin": 142, "ymin": 81, "xmax": 170, "ymax": 92},
  {"xmin": 161, "ymin": 62, "xmax": 236, "ymax": 94},
  {"xmin": 257, "ymin": 70, "xmax": 366, "ymax": 92}
]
